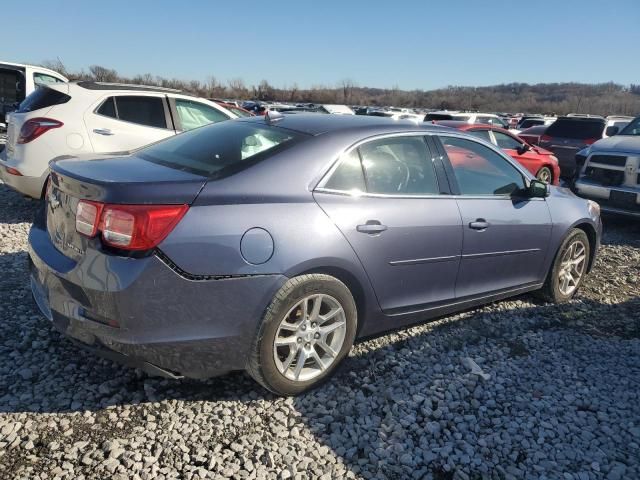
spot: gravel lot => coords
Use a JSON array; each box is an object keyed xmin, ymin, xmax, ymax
[{"xmin": 0, "ymin": 183, "xmax": 638, "ymax": 480}]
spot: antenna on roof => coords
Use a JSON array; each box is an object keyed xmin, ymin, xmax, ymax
[{"xmin": 265, "ymin": 110, "xmax": 284, "ymax": 124}]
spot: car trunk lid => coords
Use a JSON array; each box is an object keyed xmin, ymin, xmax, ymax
[{"xmin": 46, "ymin": 154, "xmax": 207, "ymax": 261}]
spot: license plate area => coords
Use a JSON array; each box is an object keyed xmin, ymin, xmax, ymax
[{"xmin": 610, "ymin": 190, "xmax": 638, "ymax": 208}]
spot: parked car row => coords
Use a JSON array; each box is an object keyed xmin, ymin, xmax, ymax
[{"xmin": 0, "ymin": 61, "xmax": 630, "ymax": 395}]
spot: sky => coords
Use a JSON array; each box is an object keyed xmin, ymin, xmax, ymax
[{"xmin": 5, "ymin": 0, "xmax": 640, "ymax": 91}]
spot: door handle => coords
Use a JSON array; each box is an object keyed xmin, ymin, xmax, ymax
[
  {"xmin": 93, "ymin": 128, "xmax": 114, "ymax": 136},
  {"xmin": 469, "ymin": 219, "xmax": 490, "ymax": 230},
  {"xmin": 357, "ymin": 220, "xmax": 387, "ymax": 234}
]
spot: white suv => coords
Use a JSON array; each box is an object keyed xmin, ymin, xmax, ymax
[{"xmin": 0, "ymin": 82, "xmax": 237, "ymax": 198}]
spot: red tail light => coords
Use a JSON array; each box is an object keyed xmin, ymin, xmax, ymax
[
  {"xmin": 17, "ymin": 118, "xmax": 63, "ymax": 144},
  {"xmin": 584, "ymin": 138, "xmax": 597, "ymax": 145},
  {"xmin": 5, "ymin": 166, "xmax": 22, "ymax": 176},
  {"xmin": 75, "ymin": 201, "xmax": 188, "ymax": 251},
  {"xmin": 540, "ymin": 134, "xmax": 552, "ymax": 143}
]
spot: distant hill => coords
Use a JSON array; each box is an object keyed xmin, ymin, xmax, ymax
[{"xmin": 41, "ymin": 60, "xmax": 640, "ymax": 116}]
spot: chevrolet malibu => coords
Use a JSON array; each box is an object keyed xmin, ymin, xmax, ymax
[{"xmin": 29, "ymin": 114, "xmax": 602, "ymax": 395}]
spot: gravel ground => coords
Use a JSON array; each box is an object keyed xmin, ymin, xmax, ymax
[{"xmin": 0, "ymin": 183, "xmax": 638, "ymax": 480}]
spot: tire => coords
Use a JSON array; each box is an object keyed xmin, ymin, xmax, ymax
[
  {"xmin": 536, "ymin": 166, "xmax": 553, "ymax": 184},
  {"xmin": 539, "ymin": 228, "xmax": 590, "ymax": 303},
  {"xmin": 247, "ymin": 274, "xmax": 357, "ymax": 396}
]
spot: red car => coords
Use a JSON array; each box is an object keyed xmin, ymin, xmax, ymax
[{"xmin": 435, "ymin": 121, "xmax": 560, "ymax": 185}]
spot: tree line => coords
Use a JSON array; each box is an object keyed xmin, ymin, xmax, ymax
[{"xmin": 42, "ymin": 59, "xmax": 640, "ymax": 116}]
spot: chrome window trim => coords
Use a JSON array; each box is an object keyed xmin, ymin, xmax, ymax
[
  {"xmin": 314, "ymin": 186, "xmax": 545, "ymax": 201},
  {"xmin": 315, "ymin": 131, "xmax": 441, "ymax": 195},
  {"xmin": 314, "ymin": 130, "xmax": 539, "ymax": 200}
]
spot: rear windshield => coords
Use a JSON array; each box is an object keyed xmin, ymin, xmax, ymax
[
  {"xmin": 545, "ymin": 118, "xmax": 604, "ymax": 139},
  {"xmin": 17, "ymin": 87, "xmax": 71, "ymax": 113},
  {"xmin": 138, "ymin": 121, "xmax": 303, "ymax": 178}
]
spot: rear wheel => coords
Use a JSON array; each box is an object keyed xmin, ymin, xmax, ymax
[
  {"xmin": 247, "ymin": 274, "xmax": 357, "ymax": 395},
  {"xmin": 536, "ymin": 166, "xmax": 553, "ymax": 184},
  {"xmin": 539, "ymin": 229, "xmax": 590, "ymax": 303}
]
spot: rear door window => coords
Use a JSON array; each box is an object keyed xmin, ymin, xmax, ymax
[
  {"xmin": 492, "ymin": 131, "xmax": 522, "ymax": 150},
  {"xmin": 322, "ymin": 149, "xmax": 366, "ymax": 192},
  {"xmin": 358, "ymin": 136, "xmax": 438, "ymax": 195},
  {"xmin": 545, "ymin": 119, "xmax": 605, "ymax": 139},
  {"xmin": 175, "ymin": 99, "xmax": 230, "ymax": 131},
  {"xmin": 468, "ymin": 130, "xmax": 492, "ymax": 142},
  {"xmin": 96, "ymin": 97, "xmax": 117, "ymax": 119},
  {"xmin": 115, "ymin": 96, "xmax": 167, "ymax": 129}
]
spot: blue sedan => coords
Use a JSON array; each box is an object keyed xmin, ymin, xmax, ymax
[{"xmin": 29, "ymin": 113, "xmax": 601, "ymax": 395}]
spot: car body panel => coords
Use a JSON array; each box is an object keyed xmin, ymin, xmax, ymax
[
  {"xmin": 314, "ymin": 192, "xmax": 463, "ymax": 312},
  {"xmin": 454, "ymin": 196, "xmax": 552, "ymax": 297},
  {"xmin": 28, "ymin": 115, "xmax": 602, "ymax": 379}
]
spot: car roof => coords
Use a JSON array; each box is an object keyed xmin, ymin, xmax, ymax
[
  {"xmin": 556, "ymin": 115, "xmax": 605, "ymax": 123},
  {"xmin": 434, "ymin": 120, "xmax": 514, "ymax": 133},
  {"xmin": 75, "ymin": 81, "xmax": 182, "ymax": 94},
  {"xmin": 237, "ymin": 113, "xmax": 446, "ymax": 136},
  {"xmin": 0, "ymin": 61, "xmax": 68, "ymax": 80}
]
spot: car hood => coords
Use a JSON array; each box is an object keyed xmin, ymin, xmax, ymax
[{"xmin": 589, "ymin": 135, "xmax": 640, "ymax": 154}]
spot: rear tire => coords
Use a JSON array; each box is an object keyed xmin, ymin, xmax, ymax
[
  {"xmin": 247, "ymin": 274, "xmax": 357, "ymax": 396},
  {"xmin": 539, "ymin": 229, "xmax": 590, "ymax": 303}
]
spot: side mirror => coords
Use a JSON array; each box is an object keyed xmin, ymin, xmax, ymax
[
  {"xmin": 528, "ymin": 179, "xmax": 549, "ymax": 198},
  {"xmin": 605, "ymin": 126, "xmax": 619, "ymax": 137},
  {"xmin": 516, "ymin": 143, "xmax": 531, "ymax": 155}
]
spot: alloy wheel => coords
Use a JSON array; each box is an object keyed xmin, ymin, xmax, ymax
[
  {"xmin": 273, "ymin": 294, "xmax": 347, "ymax": 382},
  {"xmin": 558, "ymin": 239, "xmax": 587, "ymax": 296},
  {"xmin": 537, "ymin": 167, "xmax": 552, "ymax": 184}
]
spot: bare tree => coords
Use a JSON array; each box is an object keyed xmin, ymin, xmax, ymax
[{"xmin": 88, "ymin": 65, "xmax": 119, "ymax": 82}]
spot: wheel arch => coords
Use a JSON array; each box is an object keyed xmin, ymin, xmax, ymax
[
  {"xmin": 573, "ymin": 222, "xmax": 598, "ymax": 272},
  {"xmin": 295, "ymin": 265, "xmax": 369, "ymax": 336}
]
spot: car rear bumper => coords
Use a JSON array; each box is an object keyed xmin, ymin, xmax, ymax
[
  {"xmin": 574, "ymin": 180, "xmax": 640, "ymax": 217},
  {"xmin": 28, "ymin": 224, "xmax": 288, "ymax": 379},
  {"xmin": 0, "ymin": 161, "xmax": 45, "ymax": 198}
]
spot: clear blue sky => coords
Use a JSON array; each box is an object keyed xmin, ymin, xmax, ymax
[{"xmin": 5, "ymin": 0, "xmax": 639, "ymax": 90}]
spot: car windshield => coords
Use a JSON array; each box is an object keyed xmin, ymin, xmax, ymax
[
  {"xmin": 138, "ymin": 121, "xmax": 302, "ymax": 178},
  {"xmin": 618, "ymin": 117, "xmax": 640, "ymax": 136}
]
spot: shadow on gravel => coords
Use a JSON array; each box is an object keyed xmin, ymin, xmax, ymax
[
  {"xmin": 0, "ymin": 183, "xmax": 40, "ymax": 224},
  {"xmin": 601, "ymin": 214, "xmax": 640, "ymax": 248},
  {"xmin": 1, "ymin": 279, "xmax": 639, "ymax": 478},
  {"xmin": 1, "ymin": 182, "xmax": 639, "ymax": 478}
]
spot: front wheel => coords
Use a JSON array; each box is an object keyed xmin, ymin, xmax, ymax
[
  {"xmin": 247, "ymin": 274, "xmax": 357, "ymax": 395},
  {"xmin": 539, "ymin": 229, "xmax": 590, "ymax": 303},
  {"xmin": 536, "ymin": 166, "xmax": 553, "ymax": 184}
]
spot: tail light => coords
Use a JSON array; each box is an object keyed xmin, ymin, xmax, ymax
[
  {"xmin": 540, "ymin": 134, "xmax": 552, "ymax": 143},
  {"xmin": 5, "ymin": 166, "xmax": 22, "ymax": 176},
  {"xmin": 17, "ymin": 118, "xmax": 63, "ymax": 144},
  {"xmin": 584, "ymin": 138, "xmax": 597, "ymax": 145},
  {"xmin": 75, "ymin": 201, "xmax": 188, "ymax": 251}
]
